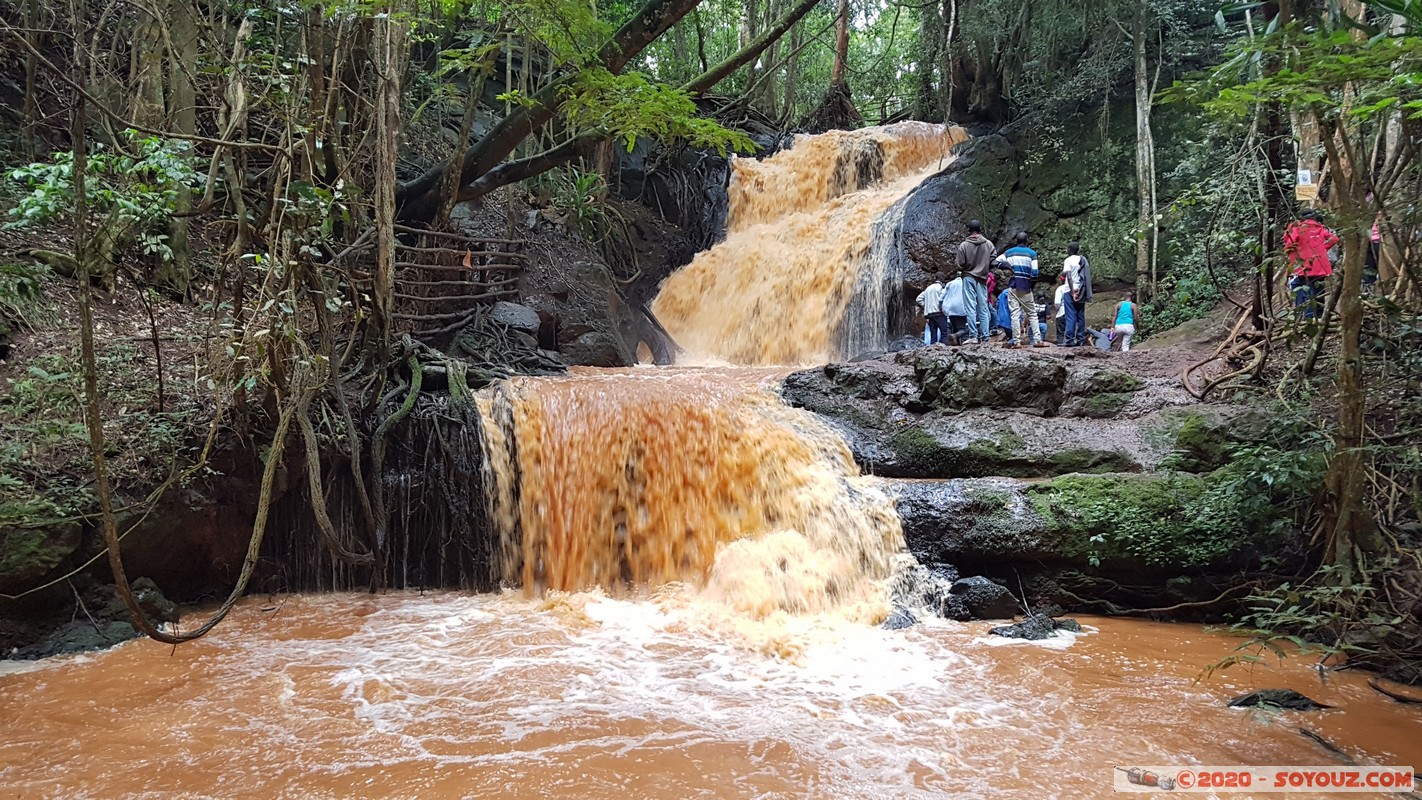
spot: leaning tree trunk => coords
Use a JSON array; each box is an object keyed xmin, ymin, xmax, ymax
[
  {"xmin": 683, "ymin": 0, "xmax": 821, "ymax": 96},
  {"xmin": 396, "ymin": 0, "xmax": 707, "ymax": 221},
  {"xmin": 454, "ymin": 0, "xmax": 818, "ymax": 206}
]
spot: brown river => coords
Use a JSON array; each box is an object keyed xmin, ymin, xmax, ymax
[{"xmin": 2, "ymin": 590, "xmax": 1420, "ymax": 799}]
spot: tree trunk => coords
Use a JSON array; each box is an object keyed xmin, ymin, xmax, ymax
[
  {"xmin": 128, "ymin": 4, "xmax": 165, "ymax": 127},
  {"xmin": 1378, "ymin": 13, "xmax": 1409, "ymax": 286},
  {"xmin": 758, "ymin": 0, "xmax": 781, "ymax": 117},
  {"xmin": 1317, "ymin": 114, "xmax": 1385, "ymax": 583},
  {"xmin": 21, "ymin": 0, "xmax": 39, "ymax": 158},
  {"xmin": 437, "ymin": 64, "xmax": 487, "ymax": 229},
  {"xmin": 397, "ymin": 0, "xmax": 706, "ymax": 221},
  {"xmin": 372, "ymin": 11, "xmax": 406, "ymax": 339},
  {"xmin": 832, "ymin": 0, "xmax": 850, "ymax": 86},
  {"xmin": 159, "ymin": 0, "xmax": 198, "ymax": 297},
  {"xmin": 682, "ymin": 0, "xmax": 821, "ymax": 96},
  {"xmin": 1131, "ymin": 5, "xmax": 1154, "ymax": 301},
  {"xmin": 940, "ymin": 0, "xmax": 957, "ymax": 121},
  {"xmin": 914, "ymin": 0, "xmax": 944, "ymax": 121},
  {"xmin": 782, "ymin": 19, "xmax": 803, "ymax": 122}
]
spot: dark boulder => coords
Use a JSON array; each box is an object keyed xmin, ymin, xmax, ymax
[
  {"xmin": 895, "ymin": 134, "xmax": 1019, "ymax": 290},
  {"xmin": 989, "ymin": 612, "xmax": 1083, "ymax": 640},
  {"xmin": 560, "ymin": 330, "xmax": 634, "ymax": 368},
  {"xmin": 882, "ymin": 605, "xmax": 919, "ymax": 630},
  {"xmin": 889, "ymin": 561, "xmax": 970, "ymax": 621},
  {"xmin": 488, "ymin": 301, "xmax": 542, "ymax": 334},
  {"xmin": 1227, "ymin": 689, "xmax": 1333, "ymax": 711},
  {"xmin": 949, "ymin": 576, "xmax": 1020, "ymax": 620},
  {"xmin": 11, "ymin": 577, "xmax": 177, "ymax": 659}
]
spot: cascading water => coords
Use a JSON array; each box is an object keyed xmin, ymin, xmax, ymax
[
  {"xmin": 651, "ymin": 122, "xmax": 968, "ymax": 365},
  {"xmin": 476, "ymin": 368, "xmax": 903, "ymax": 622}
]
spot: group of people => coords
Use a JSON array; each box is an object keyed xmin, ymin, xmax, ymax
[{"xmin": 915, "ymin": 220, "xmax": 1142, "ymax": 351}]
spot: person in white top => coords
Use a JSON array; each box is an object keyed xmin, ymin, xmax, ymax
[
  {"xmin": 942, "ymin": 275, "xmax": 968, "ymax": 344},
  {"xmin": 914, "ymin": 272, "xmax": 949, "ymax": 344},
  {"xmin": 1061, "ymin": 241, "xmax": 1093, "ymax": 346},
  {"xmin": 1052, "ymin": 274, "xmax": 1070, "ymax": 344}
]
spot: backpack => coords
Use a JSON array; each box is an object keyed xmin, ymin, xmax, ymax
[{"xmin": 1077, "ymin": 256, "xmax": 1095, "ymax": 303}]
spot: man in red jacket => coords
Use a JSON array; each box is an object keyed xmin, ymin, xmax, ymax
[{"xmin": 1284, "ymin": 210, "xmax": 1338, "ymax": 320}]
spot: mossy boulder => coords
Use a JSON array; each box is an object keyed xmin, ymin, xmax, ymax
[
  {"xmin": 879, "ymin": 417, "xmax": 1139, "ymax": 478},
  {"xmin": 0, "ymin": 522, "xmax": 81, "ymax": 595},
  {"xmin": 889, "ymin": 472, "xmax": 1301, "ymax": 574},
  {"xmin": 912, "ymin": 348, "xmax": 1069, "ymax": 416}
]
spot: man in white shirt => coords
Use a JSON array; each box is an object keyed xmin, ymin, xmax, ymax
[
  {"xmin": 915, "ymin": 271, "xmax": 949, "ymax": 344},
  {"xmin": 1061, "ymin": 241, "xmax": 1093, "ymax": 346},
  {"xmin": 942, "ymin": 275, "xmax": 968, "ymax": 344}
]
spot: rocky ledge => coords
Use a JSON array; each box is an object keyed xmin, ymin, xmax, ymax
[{"xmin": 784, "ymin": 346, "xmax": 1309, "ymax": 613}]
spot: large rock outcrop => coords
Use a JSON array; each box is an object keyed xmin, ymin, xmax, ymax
[
  {"xmin": 783, "ymin": 347, "xmax": 1308, "ymax": 612},
  {"xmin": 781, "ymin": 346, "xmax": 1262, "ymax": 479}
]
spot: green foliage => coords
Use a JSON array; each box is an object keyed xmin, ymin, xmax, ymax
[
  {"xmin": 0, "ymin": 344, "xmax": 200, "ymax": 528},
  {"xmin": 508, "ymin": 0, "xmax": 614, "ymax": 68},
  {"xmin": 528, "ymin": 167, "xmax": 608, "ymax": 240},
  {"xmin": 0, "ymin": 263, "xmax": 51, "ymax": 333},
  {"xmin": 1204, "ymin": 559, "xmax": 1409, "ymax": 680},
  {"xmin": 1031, "ymin": 452, "xmax": 1316, "ymax": 570},
  {"xmin": 5, "ymin": 132, "xmax": 200, "ymax": 263},
  {"xmin": 1170, "ymin": 26, "xmax": 1422, "ymax": 124},
  {"xmin": 560, "ymin": 69, "xmax": 757, "ymax": 155}
]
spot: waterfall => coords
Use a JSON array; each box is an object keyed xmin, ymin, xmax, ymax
[
  {"xmin": 475, "ymin": 369, "xmax": 903, "ymax": 620},
  {"xmin": 651, "ymin": 122, "xmax": 968, "ymax": 366}
]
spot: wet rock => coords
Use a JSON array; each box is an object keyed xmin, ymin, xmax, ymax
[
  {"xmin": 782, "ymin": 348, "xmax": 1213, "ymax": 480},
  {"xmin": 1227, "ymin": 689, "xmax": 1333, "ymax": 711},
  {"xmin": 560, "ymin": 330, "xmax": 635, "ymax": 368},
  {"xmin": 488, "ymin": 301, "xmax": 542, "ymax": 334},
  {"xmin": 895, "ymin": 135, "xmax": 1019, "ymax": 290},
  {"xmin": 882, "ymin": 605, "xmax": 919, "ymax": 630},
  {"xmin": 0, "ymin": 522, "xmax": 82, "ymax": 595},
  {"xmin": 886, "ymin": 336, "xmax": 925, "ymax": 353},
  {"xmin": 126, "ymin": 577, "xmax": 179, "ymax": 625},
  {"xmin": 989, "ymin": 612, "xmax": 1083, "ymax": 640},
  {"xmin": 10, "ymin": 578, "xmax": 177, "ymax": 659},
  {"xmin": 19, "ymin": 620, "xmax": 138, "ymax": 659},
  {"xmin": 949, "ymin": 576, "xmax": 1020, "ymax": 620},
  {"xmin": 518, "ymin": 260, "xmax": 641, "ymax": 368},
  {"xmin": 888, "ymin": 472, "xmax": 1306, "ymax": 579}
]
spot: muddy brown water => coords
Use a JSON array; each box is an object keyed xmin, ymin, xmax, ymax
[{"xmin": 2, "ymin": 591, "xmax": 1419, "ymax": 799}]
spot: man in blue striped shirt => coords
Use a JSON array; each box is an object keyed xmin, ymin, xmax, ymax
[{"xmin": 994, "ymin": 232, "xmax": 1048, "ymax": 348}]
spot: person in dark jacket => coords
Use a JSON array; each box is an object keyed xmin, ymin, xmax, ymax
[{"xmin": 955, "ymin": 220, "xmax": 996, "ymax": 344}]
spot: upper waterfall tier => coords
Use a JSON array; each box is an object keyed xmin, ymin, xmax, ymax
[{"xmin": 652, "ymin": 122, "xmax": 969, "ymax": 367}]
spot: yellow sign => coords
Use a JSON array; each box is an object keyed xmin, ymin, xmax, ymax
[{"xmin": 1296, "ymin": 169, "xmax": 1319, "ymax": 201}]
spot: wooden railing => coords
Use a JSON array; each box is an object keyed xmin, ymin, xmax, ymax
[{"xmin": 341, "ymin": 224, "xmax": 528, "ymax": 338}]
